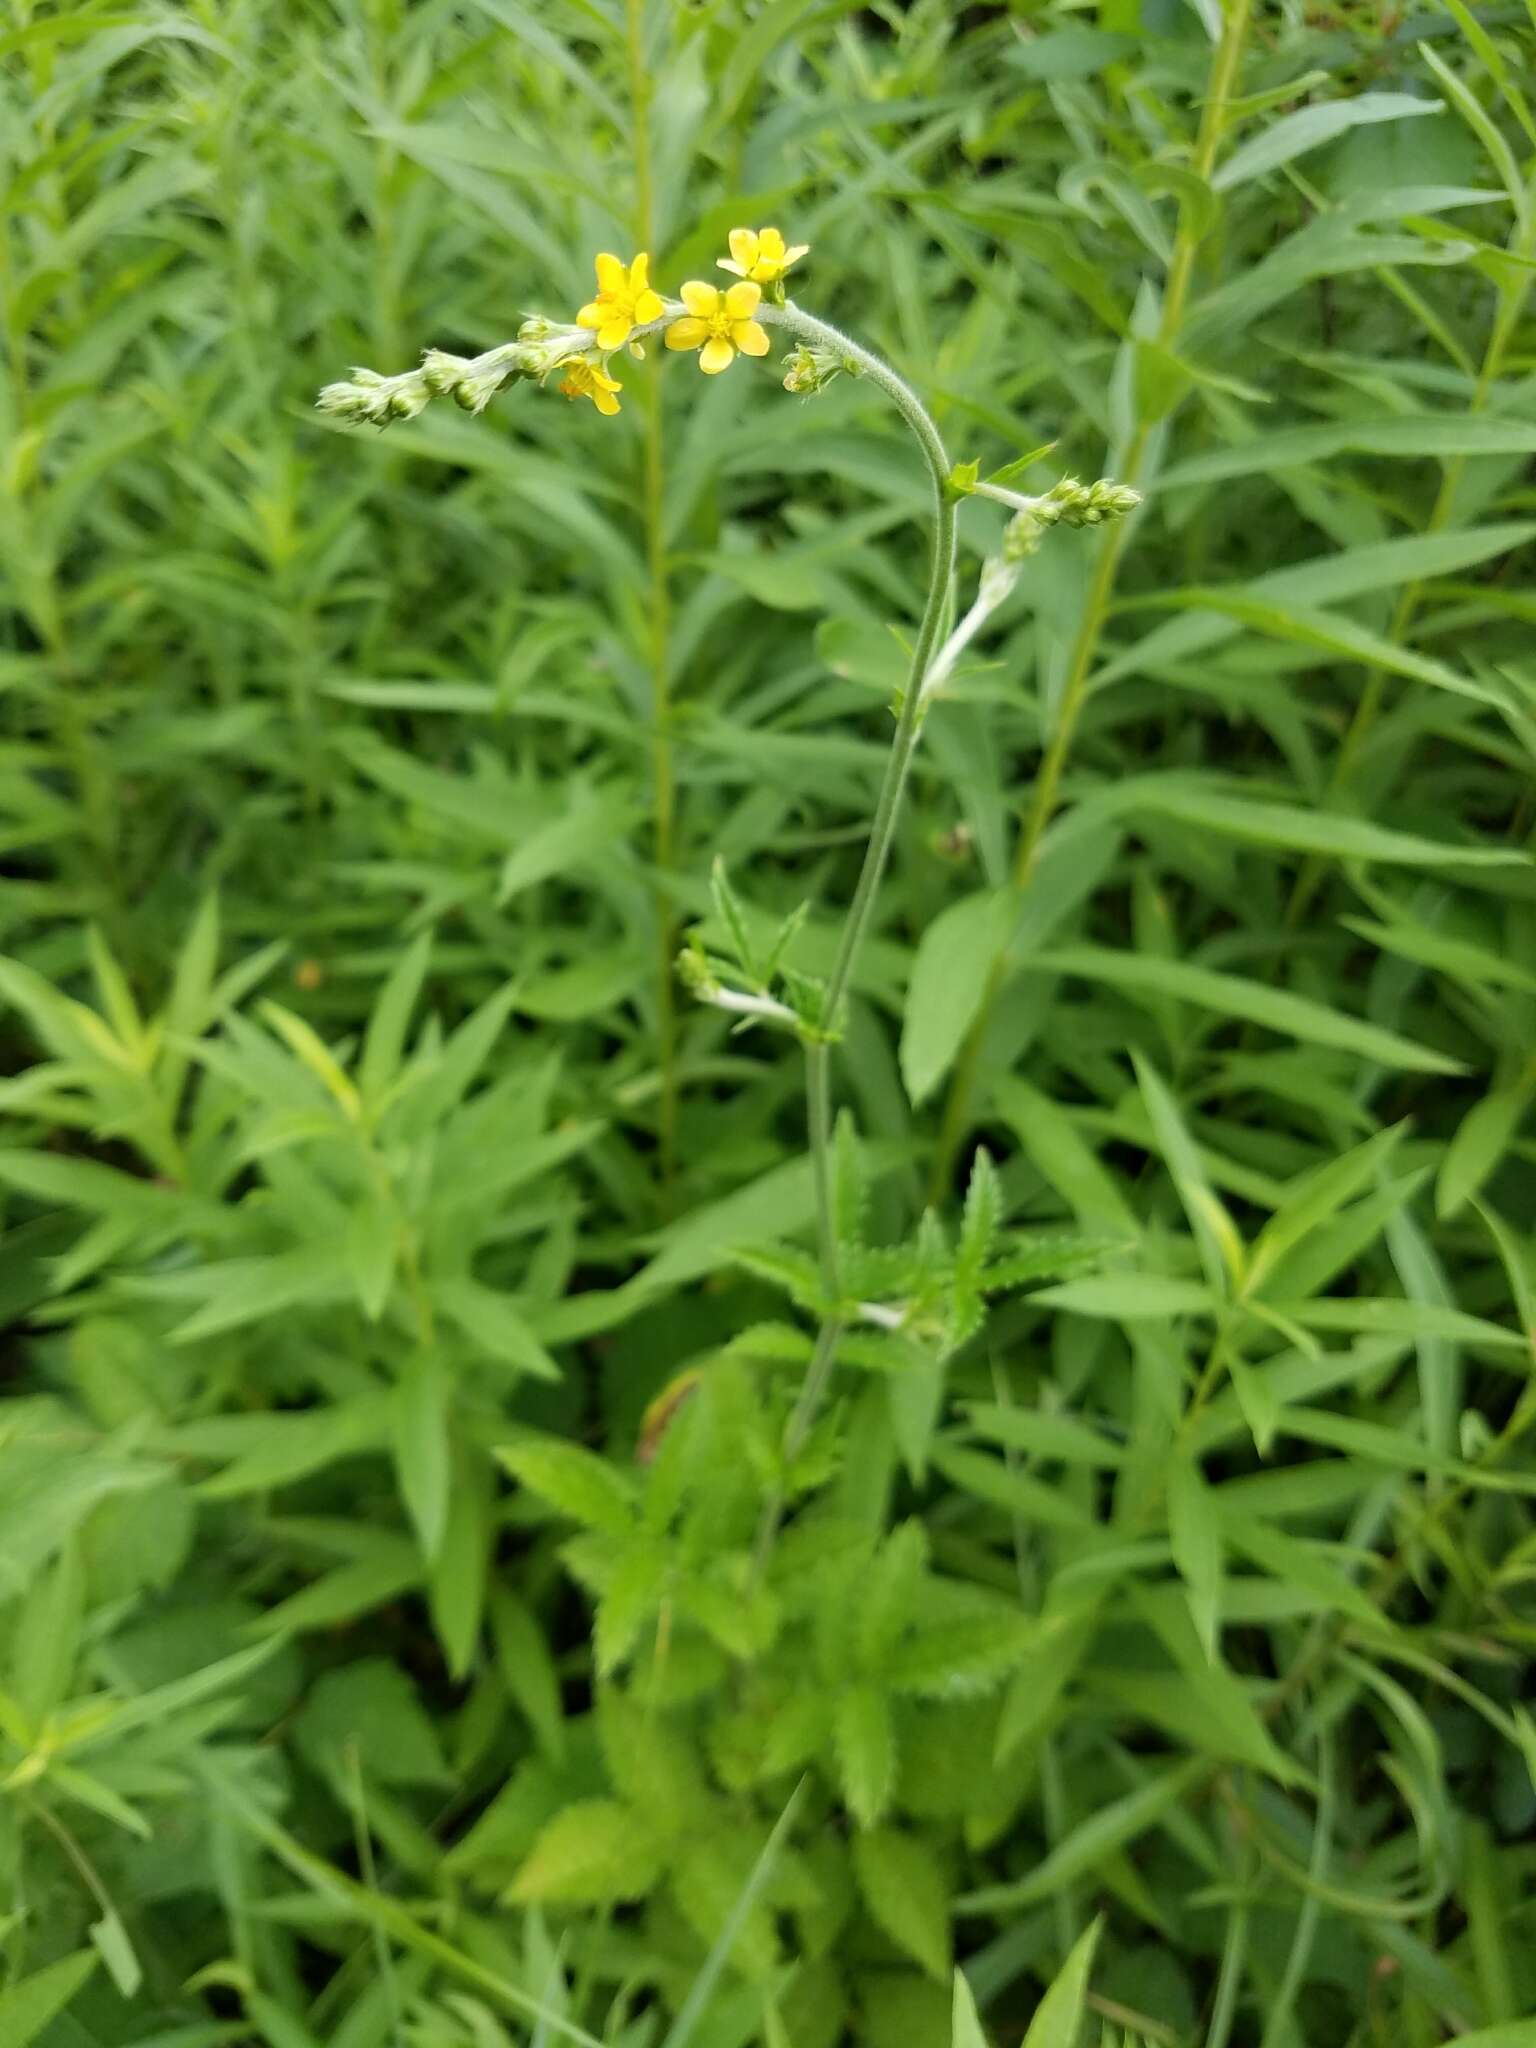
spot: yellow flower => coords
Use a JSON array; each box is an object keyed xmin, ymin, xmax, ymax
[
  {"xmin": 576, "ymin": 251, "xmax": 663, "ymax": 350},
  {"xmin": 558, "ymin": 355, "xmax": 623, "ymax": 416},
  {"xmin": 664, "ymin": 280, "xmax": 770, "ymax": 375},
  {"xmin": 718, "ymin": 226, "xmax": 808, "ymax": 285}
]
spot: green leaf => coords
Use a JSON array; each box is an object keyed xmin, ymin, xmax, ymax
[
  {"xmin": 836, "ymin": 1685, "xmax": 896, "ymax": 1827},
  {"xmin": 1034, "ymin": 947, "xmax": 1464, "ymax": 1074},
  {"xmin": 491, "ymin": 1590, "xmax": 566, "ymax": 1760},
  {"xmin": 0, "ymin": 1952, "xmax": 99, "ymax": 2047},
  {"xmin": 1115, "ymin": 779, "xmax": 1526, "ymax": 870},
  {"xmin": 853, "ymin": 1826, "xmax": 952, "ymax": 1981},
  {"xmin": 438, "ymin": 1276, "xmax": 561, "ymax": 1380},
  {"xmin": 1167, "ymin": 1459, "xmax": 1222, "ymax": 1663},
  {"xmin": 1212, "ymin": 91, "xmax": 1444, "ymax": 191},
  {"xmin": 508, "ymin": 1800, "xmax": 665, "ymax": 1905},
  {"xmin": 360, "ymin": 929, "xmax": 432, "ymax": 1107},
  {"xmin": 993, "ymin": 1078, "xmax": 1139, "ymax": 1235},
  {"xmin": 87, "ymin": 1909, "xmax": 142, "ymax": 1998},
  {"xmin": 296, "ymin": 1658, "xmax": 449, "ymax": 1788},
  {"xmin": 660, "ymin": 1780, "xmax": 808, "ymax": 2048},
  {"xmin": 1020, "ymin": 1917, "xmax": 1104, "ymax": 2048},
  {"xmin": 951, "ymin": 1971, "xmax": 990, "ymax": 2048},
  {"xmin": 498, "ymin": 1441, "xmax": 637, "ymax": 1536},
  {"xmin": 901, "ymin": 890, "xmax": 1013, "ymax": 1107},
  {"xmin": 394, "ymin": 1347, "xmax": 451, "ymax": 1559},
  {"xmin": 960, "ymin": 1765, "xmax": 1205, "ymax": 1913},
  {"xmin": 1031, "ymin": 1274, "xmax": 1213, "ymax": 1320},
  {"xmin": 1437, "ymin": 1077, "xmax": 1533, "ymax": 1220}
]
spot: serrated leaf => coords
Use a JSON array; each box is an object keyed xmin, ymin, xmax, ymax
[
  {"xmin": 508, "ymin": 1800, "xmax": 664, "ymax": 1904},
  {"xmin": 853, "ymin": 1827, "xmax": 952, "ymax": 1980},
  {"xmin": 498, "ymin": 1440, "xmax": 637, "ymax": 1536},
  {"xmin": 835, "ymin": 1685, "xmax": 895, "ymax": 1827}
]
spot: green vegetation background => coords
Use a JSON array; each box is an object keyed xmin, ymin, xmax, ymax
[{"xmin": 2, "ymin": 2, "xmax": 1535, "ymax": 2045}]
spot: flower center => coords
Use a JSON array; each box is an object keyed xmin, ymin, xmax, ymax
[{"xmin": 706, "ymin": 307, "xmax": 735, "ymax": 339}]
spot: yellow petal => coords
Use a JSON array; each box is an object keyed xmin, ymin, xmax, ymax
[
  {"xmin": 594, "ymin": 386, "xmax": 621, "ymax": 415},
  {"xmin": 597, "ymin": 316, "xmax": 632, "ymax": 349},
  {"xmin": 784, "ymin": 243, "xmax": 809, "ymax": 264},
  {"xmin": 665, "ymin": 317, "xmax": 707, "ymax": 350},
  {"xmin": 680, "ymin": 279, "xmax": 719, "ymax": 318},
  {"xmin": 758, "ymin": 227, "xmax": 785, "ymax": 260},
  {"xmin": 634, "ymin": 288, "xmax": 663, "ymax": 323},
  {"xmin": 723, "ymin": 280, "xmax": 761, "ymax": 320},
  {"xmin": 576, "ymin": 302, "xmax": 604, "ymax": 327},
  {"xmin": 727, "ymin": 227, "xmax": 758, "ymax": 270},
  {"xmin": 717, "ymin": 258, "xmax": 746, "ymax": 277},
  {"xmin": 594, "ymin": 252, "xmax": 625, "ymax": 293},
  {"xmin": 732, "ymin": 319, "xmax": 769, "ymax": 357},
  {"xmin": 629, "ymin": 251, "xmax": 650, "ymax": 293},
  {"xmin": 699, "ymin": 335, "xmax": 735, "ymax": 374}
]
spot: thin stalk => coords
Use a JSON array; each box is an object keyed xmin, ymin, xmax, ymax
[
  {"xmin": 1286, "ymin": 228, "xmax": 1536, "ymax": 925},
  {"xmin": 1258, "ymin": 1731, "xmax": 1334, "ymax": 2048},
  {"xmin": 929, "ymin": 0, "xmax": 1252, "ymax": 1198},
  {"xmin": 624, "ymin": 0, "xmax": 679, "ymax": 1206},
  {"xmin": 1204, "ymin": 1890, "xmax": 1250, "ymax": 2048},
  {"xmin": 748, "ymin": 301, "xmax": 954, "ymax": 1574},
  {"xmin": 807, "ymin": 1039, "xmax": 837, "ymax": 1300}
]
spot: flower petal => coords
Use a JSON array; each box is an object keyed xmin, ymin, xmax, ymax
[
  {"xmin": 727, "ymin": 227, "xmax": 758, "ymax": 270},
  {"xmin": 732, "ymin": 319, "xmax": 769, "ymax": 357},
  {"xmin": 784, "ymin": 244, "xmax": 809, "ymax": 264},
  {"xmin": 595, "ymin": 252, "xmax": 625, "ymax": 293},
  {"xmin": 664, "ymin": 317, "xmax": 708, "ymax": 350},
  {"xmin": 717, "ymin": 258, "xmax": 746, "ymax": 277},
  {"xmin": 597, "ymin": 317, "xmax": 632, "ymax": 350},
  {"xmin": 594, "ymin": 386, "xmax": 621, "ymax": 415},
  {"xmin": 723, "ymin": 280, "xmax": 761, "ymax": 320},
  {"xmin": 629, "ymin": 252, "xmax": 650, "ymax": 293},
  {"xmin": 699, "ymin": 335, "xmax": 735, "ymax": 374},
  {"xmin": 758, "ymin": 227, "xmax": 785, "ymax": 261},
  {"xmin": 634, "ymin": 288, "xmax": 663, "ymax": 324},
  {"xmin": 576, "ymin": 302, "xmax": 604, "ymax": 328},
  {"xmin": 680, "ymin": 279, "xmax": 719, "ymax": 318}
]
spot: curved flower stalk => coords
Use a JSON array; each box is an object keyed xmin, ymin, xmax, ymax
[{"xmin": 317, "ymin": 226, "xmax": 1138, "ymax": 1548}]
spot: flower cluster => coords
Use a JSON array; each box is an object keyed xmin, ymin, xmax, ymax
[
  {"xmin": 998, "ymin": 475, "xmax": 1143, "ymax": 560},
  {"xmin": 315, "ymin": 227, "xmax": 807, "ymax": 432}
]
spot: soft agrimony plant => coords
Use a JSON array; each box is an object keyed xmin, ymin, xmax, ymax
[{"xmin": 318, "ymin": 226, "xmax": 1139, "ymax": 1522}]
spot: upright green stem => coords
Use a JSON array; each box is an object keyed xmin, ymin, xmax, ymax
[
  {"xmin": 623, "ymin": 0, "xmax": 679, "ymax": 1205},
  {"xmin": 929, "ymin": 0, "xmax": 1252, "ymax": 1197},
  {"xmin": 749, "ymin": 301, "xmax": 954, "ymax": 1572},
  {"xmin": 765, "ymin": 304, "xmax": 956, "ymax": 1040}
]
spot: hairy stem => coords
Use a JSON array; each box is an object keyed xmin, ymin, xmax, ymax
[{"xmin": 749, "ymin": 301, "xmax": 954, "ymax": 1573}]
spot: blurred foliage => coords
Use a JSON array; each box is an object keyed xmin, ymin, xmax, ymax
[{"xmin": 3, "ymin": 0, "xmax": 1536, "ymax": 2044}]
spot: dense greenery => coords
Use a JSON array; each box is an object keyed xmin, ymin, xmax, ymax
[{"xmin": 3, "ymin": 1, "xmax": 1536, "ymax": 2044}]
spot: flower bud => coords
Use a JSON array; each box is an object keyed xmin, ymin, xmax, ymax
[
  {"xmin": 781, "ymin": 344, "xmax": 856, "ymax": 396},
  {"xmin": 315, "ymin": 366, "xmax": 429, "ymax": 427},
  {"xmin": 421, "ymin": 343, "xmax": 523, "ymax": 415}
]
